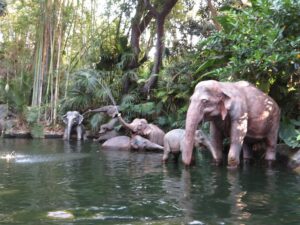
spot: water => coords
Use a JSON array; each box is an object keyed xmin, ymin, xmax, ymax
[
  {"xmin": 0, "ymin": 139, "xmax": 299, "ymax": 225},
  {"xmin": 97, "ymin": 80, "xmax": 118, "ymax": 113}
]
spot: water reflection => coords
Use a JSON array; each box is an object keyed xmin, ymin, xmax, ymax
[
  {"xmin": 0, "ymin": 139, "xmax": 299, "ymax": 225},
  {"xmin": 226, "ymin": 170, "xmax": 250, "ymax": 223},
  {"xmin": 162, "ymin": 166, "xmax": 195, "ymax": 224}
]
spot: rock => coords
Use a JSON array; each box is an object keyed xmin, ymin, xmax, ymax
[{"xmin": 288, "ymin": 149, "xmax": 300, "ymax": 174}]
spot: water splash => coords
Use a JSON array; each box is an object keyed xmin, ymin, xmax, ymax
[
  {"xmin": 97, "ymin": 79, "xmax": 119, "ymax": 113},
  {"xmin": 0, "ymin": 151, "xmax": 16, "ymax": 162}
]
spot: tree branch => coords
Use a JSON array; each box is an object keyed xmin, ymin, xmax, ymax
[{"xmin": 207, "ymin": 0, "xmax": 222, "ymax": 31}]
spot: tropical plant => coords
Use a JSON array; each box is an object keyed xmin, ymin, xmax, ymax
[
  {"xmin": 192, "ymin": 0, "xmax": 300, "ymax": 115},
  {"xmin": 279, "ymin": 118, "xmax": 300, "ymax": 148}
]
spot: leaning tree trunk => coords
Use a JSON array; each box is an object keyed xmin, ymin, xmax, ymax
[
  {"xmin": 142, "ymin": 0, "xmax": 178, "ymax": 96},
  {"xmin": 123, "ymin": 0, "xmax": 153, "ymax": 93},
  {"xmin": 142, "ymin": 15, "xmax": 165, "ymax": 95},
  {"xmin": 207, "ymin": 0, "xmax": 222, "ymax": 31}
]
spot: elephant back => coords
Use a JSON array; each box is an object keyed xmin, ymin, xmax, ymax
[
  {"xmin": 148, "ymin": 124, "xmax": 165, "ymax": 146},
  {"xmin": 102, "ymin": 136, "xmax": 131, "ymax": 150}
]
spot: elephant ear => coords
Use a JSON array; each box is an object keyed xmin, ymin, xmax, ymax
[
  {"xmin": 62, "ymin": 114, "xmax": 68, "ymax": 124},
  {"xmin": 143, "ymin": 125, "xmax": 152, "ymax": 136},
  {"xmin": 139, "ymin": 119, "xmax": 150, "ymax": 135},
  {"xmin": 219, "ymin": 88, "xmax": 232, "ymax": 120},
  {"xmin": 78, "ymin": 114, "xmax": 84, "ymax": 124}
]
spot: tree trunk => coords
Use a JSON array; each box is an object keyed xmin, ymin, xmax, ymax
[
  {"xmin": 123, "ymin": 0, "xmax": 153, "ymax": 93},
  {"xmin": 142, "ymin": 0, "xmax": 178, "ymax": 96},
  {"xmin": 207, "ymin": 0, "xmax": 222, "ymax": 31},
  {"xmin": 32, "ymin": 0, "xmax": 52, "ymax": 114}
]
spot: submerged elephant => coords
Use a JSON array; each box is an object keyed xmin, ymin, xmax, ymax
[
  {"xmin": 102, "ymin": 135, "xmax": 164, "ymax": 151},
  {"xmin": 130, "ymin": 135, "xmax": 164, "ymax": 151},
  {"xmin": 102, "ymin": 136, "xmax": 131, "ymax": 150},
  {"xmin": 62, "ymin": 111, "xmax": 87, "ymax": 140},
  {"xmin": 163, "ymin": 129, "xmax": 215, "ymax": 162},
  {"xmin": 117, "ymin": 114, "xmax": 165, "ymax": 146},
  {"xmin": 183, "ymin": 80, "xmax": 280, "ymax": 167}
]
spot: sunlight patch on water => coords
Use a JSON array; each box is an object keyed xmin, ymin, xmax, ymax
[
  {"xmin": 47, "ymin": 210, "xmax": 74, "ymax": 219},
  {"xmin": 0, "ymin": 189, "xmax": 19, "ymax": 196},
  {"xmin": 188, "ymin": 221, "xmax": 204, "ymax": 225},
  {"xmin": 1, "ymin": 153, "xmax": 90, "ymax": 164}
]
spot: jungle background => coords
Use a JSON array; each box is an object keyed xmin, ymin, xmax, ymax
[{"xmin": 0, "ymin": 0, "xmax": 299, "ymax": 148}]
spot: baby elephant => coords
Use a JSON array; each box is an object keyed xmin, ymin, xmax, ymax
[{"xmin": 163, "ymin": 129, "xmax": 213, "ymax": 162}]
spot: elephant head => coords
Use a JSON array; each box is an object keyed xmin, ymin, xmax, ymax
[
  {"xmin": 130, "ymin": 135, "xmax": 164, "ymax": 151},
  {"xmin": 183, "ymin": 80, "xmax": 232, "ymax": 165},
  {"xmin": 62, "ymin": 111, "xmax": 84, "ymax": 140},
  {"xmin": 118, "ymin": 114, "xmax": 165, "ymax": 146},
  {"xmin": 118, "ymin": 115, "xmax": 150, "ymax": 135}
]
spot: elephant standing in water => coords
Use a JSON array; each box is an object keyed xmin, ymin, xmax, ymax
[
  {"xmin": 63, "ymin": 111, "xmax": 87, "ymax": 140},
  {"xmin": 117, "ymin": 114, "xmax": 165, "ymax": 146},
  {"xmin": 163, "ymin": 129, "xmax": 215, "ymax": 162},
  {"xmin": 183, "ymin": 80, "xmax": 280, "ymax": 168}
]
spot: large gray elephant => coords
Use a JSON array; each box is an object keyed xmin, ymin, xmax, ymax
[
  {"xmin": 62, "ymin": 111, "xmax": 87, "ymax": 140},
  {"xmin": 102, "ymin": 135, "xmax": 164, "ymax": 151},
  {"xmin": 163, "ymin": 129, "xmax": 215, "ymax": 162},
  {"xmin": 117, "ymin": 114, "xmax": 165, "ymax": 146},
  {"xmin": 183, "ymin": 80, "xmax": 280, "ymax": 168}
]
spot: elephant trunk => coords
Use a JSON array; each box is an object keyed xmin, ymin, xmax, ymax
[
  {"xmin": 66, "ymin": 121, "xmax": 73, "ymax": 140},
  {"xmin": 88, "ymin": 106, "xmax": 109, "ymax": 113},
  {"xmin": 118, "ymin": 115, "xmax": 135, "ymax": 132},
  {"xmin": 146, "ymin": 142, "xmax": 164, "ymax": 151},
  {"xmin": 183, "ymin": 102, "xmax": 203, "ymax": 165}
]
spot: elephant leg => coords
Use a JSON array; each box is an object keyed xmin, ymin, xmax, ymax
[
  {"xmin": 63, "ymin": 128, "xmax": 68, "ymax": 140},
  {"xmin": 210, "ymin": 122, "xmax": 223, "ymax": 165},
  {"xmin": 264, "ymin": 135, "xmax": 277, "ymax": 162},
  {"xmin": 242, "ymin": 143, "xmax": 253, "ymax": 164},
  {"xmin": 76, "ymin": 126, "xmax": 82, "ymax": 140},
  {"xmin": 162, "ymin": 142, "xmax": 171, "ymax": 162},
  {"xmin": 228, "ymin": 119, "xmax": 247, "ymax": 168}
]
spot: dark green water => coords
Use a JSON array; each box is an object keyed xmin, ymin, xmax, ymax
[{"xmin": 0, "ymin": 139, "xmax": 299, "ymax": 225}]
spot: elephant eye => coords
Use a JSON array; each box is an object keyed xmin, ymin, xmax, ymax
[{"xmin": 201, "ymin": 99, "xmax": 208, "ymax": 104}]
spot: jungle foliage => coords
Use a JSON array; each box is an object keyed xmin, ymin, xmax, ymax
[{"xmin": 0, "ymin": 0, "xmax": 299, "ymax": 147}]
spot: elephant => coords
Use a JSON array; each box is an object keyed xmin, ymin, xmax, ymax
[
  {"xmin": 102, "ymin": 135, "xmax": 164, "ymax": 151},
  {"xmin": 62, "ymin": 111, "xmax": 87, "ymax": 140},
  {"xmin": 93, "ymin": 118, "xmax": 120, "ymax": 142},
  {"xmin": 94, "ymin": 129, "xmax": 120, "ymax": 142},
  {"xmin": 183, "ymin": 80, "xmax": 280, "ymax": 168},
  {"xmin": 87, "ymin": 105, "xmax": 119, "ymax": 118},
  {"xmin": 102, "ymin": 136, "xmax": 131, "ymax": 150},
  {"xmin": 117, "ymin": 114, "xmax": 165, "ymax": 146},
  {"xmin": 130, "ymin": 134, "xmax": 164, "ymax": 151},
  {"xmin": 162, "ymin": 129, "xmax": 215, "ymax": 162},
  {"xmin": 87, "ymin": 105, "xmax": 121, "ymax": 142}
]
